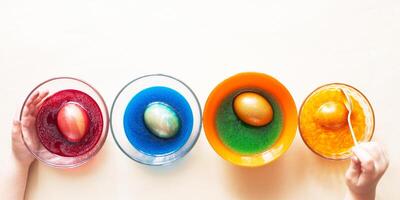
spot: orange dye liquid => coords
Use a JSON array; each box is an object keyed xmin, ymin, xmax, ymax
[{"xmin": 300, "ymin": 88, "xmax": 366, "ymax": 158}]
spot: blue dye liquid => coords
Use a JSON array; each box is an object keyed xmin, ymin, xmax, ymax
[{"xmin": 123, "ymin": 86, "xmax": 193, "ymax": 156}]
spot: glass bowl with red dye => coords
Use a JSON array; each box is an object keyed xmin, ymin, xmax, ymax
[{"xmin": 19, "ymin": 77, "xmax": 109, "ymax": 168}]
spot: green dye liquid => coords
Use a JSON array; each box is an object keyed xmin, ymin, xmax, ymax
[{"xmin": 216, "ymin": 90, "xmax": 283, "ymax": 155}]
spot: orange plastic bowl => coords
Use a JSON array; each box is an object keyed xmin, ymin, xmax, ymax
[{"xmin": 203, "ymin": 72, "xmax": 298, "ymax": 167}]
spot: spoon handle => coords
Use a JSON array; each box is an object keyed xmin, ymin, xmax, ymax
[
  {"xmin": 341, "ymin": 88, "xmax": 359, "ymax": 146},
  {"xmin": 347, "ymin": 112, "xmax": 359, "ymax": 146}
]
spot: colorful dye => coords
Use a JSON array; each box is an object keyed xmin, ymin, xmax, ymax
[
  {"xmin": 300, "ymin": 87, "xmax": 366, "ymax": 158},
  {"xmin": 123, "ymin": 86, "xmax": 193, "ymax": 156},
  {"xmin": 36, "ymin": 89, "xmax": 103, "ymax": 157},
  {"xmin": 216, "ymin": 90, "xmax": 283, "ymax": 155}
]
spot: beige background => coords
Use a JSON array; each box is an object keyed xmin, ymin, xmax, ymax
[{"xmin": 1, "ymin": 0, "xmax": 399, "ymax": 199}]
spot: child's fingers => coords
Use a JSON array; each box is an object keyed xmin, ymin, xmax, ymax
[
  {"xmin": 26, "ymin": 91, "xmax": 39, "ymax": 105},
  {"xmin": 23, "ymin": 105, "xmax": 34, "ymax": 117},
  {"xmin": 375, "ymin": 144, "xmax": 389, "ymax": 172},
  {"xmin": 22, "ymin": 91, "xmax": 46, "ymax": 117},
  {"xmin": 345, "ymin": 156, "xmax": 361, "ymax": 187},
  {"xmin": 381, "ymin": 145, "xmax": 389, "ymax": 168},
  {"xmin": 352, "ymin": 146, "xmax": 376, "ymax": 174},
  {"xmin": 360, "ymin": 142, "xmax": 389, "ymax": 173},
  {"xmin": 359, "ymin": 142, "xmax": 380, "ymax": 160},
  {"xmin": 374, "ymin": 143, "xmax": 389, "ymax": 164},
  {"xmin": 23, "ymin": 99, "xmax": 37, "ymax": 117},
  {"xmin": 33, "ymin": 91, "xmax": 49, "ymax": 105},
  {"xmin": 346, "ymin": 156, "xmax": 361, "ymax": 181},
  {"xmin": 29, "ymin": 91, "xmax": 49, "ymax": 115},
  {"xmin": 361, "ymin": 144, "xmax": 384, "ymax": 173},
  {"xmin": 11, "ymin": 120, "xmax": 22, "ymax": 141},
  {"xmin": 12, "ymin": 120, "xmax": 21, "ymax": 133},
  {"xmin": 352, "ymin": 155, "xmax": 360, "ymax": 165}
]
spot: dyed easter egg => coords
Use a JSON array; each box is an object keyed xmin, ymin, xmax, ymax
[
  {"xmin": 57, "ymin": 102, "xmax": 90, "ymax": 143},
  {"xmin": 314, "ymin": 101, "xmax": 348, "ymax": 129},
  {"xmin": 144, "ymin": 102, "xmax": 180, "ymax": 139},
  {"xmin": 233, "ymin": 92, "xmax": 274, "ymax": 127}
]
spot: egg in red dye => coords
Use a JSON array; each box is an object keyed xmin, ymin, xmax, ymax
[{"xmin": 57, "ymin": 102, "xmax": 90, "ymax": 142}]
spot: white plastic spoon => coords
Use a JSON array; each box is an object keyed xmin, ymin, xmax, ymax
[{"xmin": 341, "ymin": 88, "xmax": 359, "ymax": 146}]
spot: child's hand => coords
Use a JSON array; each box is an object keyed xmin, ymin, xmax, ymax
[
  {"xmin": 13, "ymin": 91, "xmax": 49, "ymax": 168},
  {"xmin": 11, "ymin": 120, "xmax": 35, "ymax": 167},
  {"xmin": 0, "ymin": 91, "xmax": 49, "ymax": 200},
  {"xmin": 345, "ymin": 142, "xmax": 389, "ymax": 200}
]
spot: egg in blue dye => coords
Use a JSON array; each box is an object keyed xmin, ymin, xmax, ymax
[
  {"xmin": 123, "ymin": 86, "xmax": 194, "ymax": 156},
  {"xmin": 144, "ymin": 102, "xmax": 181, "ymax": 139}
]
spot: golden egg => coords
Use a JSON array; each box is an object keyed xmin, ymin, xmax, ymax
[
  {"xmin": 233, "ymin": 92, "xmax": 274, "ymax": 127},
  {"xmin": 314, "ymin": 101, "xmax": 348, "ymax": 129}
]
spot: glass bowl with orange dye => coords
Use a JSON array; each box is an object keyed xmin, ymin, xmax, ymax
[{"xmin": 299, "ymin": 83, "xmax": 374, "ymax": 160}]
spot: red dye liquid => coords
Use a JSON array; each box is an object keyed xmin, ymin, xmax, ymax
[{"xmin": 36, "ymin": 89, "xmax": 103, "ymax": 157}]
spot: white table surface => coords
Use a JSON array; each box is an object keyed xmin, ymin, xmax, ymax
[{"xmin": 1, "ymin": 0, "xmax": 399, "ymax": 199}]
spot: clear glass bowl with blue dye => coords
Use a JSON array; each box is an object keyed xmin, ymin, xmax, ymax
[{"xmin": 111, "ymin": 74, "xmax": 202, "ymax": 165}]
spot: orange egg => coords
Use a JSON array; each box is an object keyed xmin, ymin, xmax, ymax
[
  {"xmin": 57, "ymin": 102, "xmax": 90, "ymax": 143},
  {"xmin": 314, "ymin": 101, "xmax": 348, "ymax": 129},
  {"xmin": 233, "ymin": 92, "xmax": 273, "ymax": 127}
]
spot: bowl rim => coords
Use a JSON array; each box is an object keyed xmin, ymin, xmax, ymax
[
  {"xmin": 298, "ymin": 82, "xmax": 375, "ymax": 160},
  {"xmin": 19, "ymin": 76, "xmax": 110, "ymax": 168}
]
